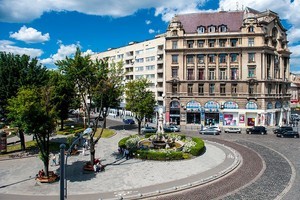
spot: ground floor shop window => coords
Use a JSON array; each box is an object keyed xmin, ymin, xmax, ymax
[
  {"xmin": 247, "ymin": 118, "xmax": 255, "ymax": 126},
  {"xmin": 205, "ymin": 113, "xmax": 219, "ymax": 125},
  {"xmin": 187, "ymin": 113, "xmax": 200, "ymax": 124}
]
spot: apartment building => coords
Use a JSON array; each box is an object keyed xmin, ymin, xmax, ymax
[
  {"xmin": 165, "ymin": 7, "xmax": 291, "ymax": 127},
  {"xmin": 92, "ymin": 37, "xmax": 165, "ymax": 111}
]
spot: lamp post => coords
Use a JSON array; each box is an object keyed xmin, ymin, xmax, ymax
[{"xmin": 61, "ymin": 127, "xmax": 92, "ymax": 199}]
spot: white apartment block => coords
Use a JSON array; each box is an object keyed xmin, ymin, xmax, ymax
[{"xmin": 92, "ymin": 36, "xmax": 165, "ymax": 110}]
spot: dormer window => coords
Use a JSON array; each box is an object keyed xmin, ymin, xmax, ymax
[
  {"xmin": 208, "ymin": 25, "xmax": 216, "ymax": 33},
  {"xmin": 248, "ymin": 26, "xmax": 254, "ymax": 32},
  {"xmin": 172, "ymin": 30, "xmax": 178, "ymax": 36},
  {"xmin": 219, "ymin": 25, "xmax": 227, "ymax": 32},
  {"xmin": 197, "ymin": 26, "xmax": 206, "ymax": 34}
]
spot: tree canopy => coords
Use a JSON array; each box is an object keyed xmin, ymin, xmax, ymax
[{"xmin": 125, "ymin": 78, "xmax": 156, "ymax": 134}]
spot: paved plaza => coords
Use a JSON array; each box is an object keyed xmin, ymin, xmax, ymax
[{"xmin": 0, "ymin": 120, "xmax": 299, "ymax": 199}]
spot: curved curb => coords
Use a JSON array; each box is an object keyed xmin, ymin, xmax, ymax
[{"xmin": 102, "ymin": 140, "xmax": 241, "ymax": 200}]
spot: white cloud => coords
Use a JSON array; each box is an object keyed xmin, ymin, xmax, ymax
[
  {"xmin": 287, "ymin": 27, "xmax": 300, "ymax": 45},
  {"xmin": 0, "ymin": 40, "xmax": 43, "ymax": 57},
  {"xmin": 9, "ymin": 26, "xmax": 50, "ymax": 43},
  {"xmin": 40, "ymin": 42, "xmax": 95, "ymax": 67},
  {"xmin": 0, "ymin": 0, "xmax": 208, "ymax": 23},
  {"xmin": 149, "ymin": 29, "xmax": 155, "ymax": 34},
  {"xmin": 145, "ymin": 20, "xmax": 152, "ymax": 25}
]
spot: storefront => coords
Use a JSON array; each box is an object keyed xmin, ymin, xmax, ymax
[
  {"xmin": 246, "ymin": 102, "xmax": 258, "ymax": 126},
  {"xmin": 186, "ymin": 100, "xmax": 201, "ymax": 124},
  {"xmin": 169, "ymin": 100, "xmax": 180, "ymax": 125},
  {"xmin": 204, "ymin": 101, "xmax": 220, "ymax": 126},
  {"xmin": 222, "ymin": 101, "xmax": 239, "ymax": 126}
]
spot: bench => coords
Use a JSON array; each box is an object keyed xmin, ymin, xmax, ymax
[{"xmin": 36, "ymin": 171, "xmax": 59, "ymax": 183}]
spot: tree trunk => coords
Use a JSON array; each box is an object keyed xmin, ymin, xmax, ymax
[
  {"xmin": 19, "ymin": 129, "xmax": 26, "ymax": 151},
  {"xmin": 60, "ymin": 118, "xmax": 64, "ymax": 130},
  {"xmin": 138, "ymin": 121, "xmax": 141, "ymax": 135},
  {"xmin": 90, "ymin": 137, "xmax": 95, "ymax": 164}
]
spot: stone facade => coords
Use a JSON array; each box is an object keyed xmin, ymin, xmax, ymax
[{"xmin": 164, "ymin": 8, "xmax": 291, "ymax": 127}]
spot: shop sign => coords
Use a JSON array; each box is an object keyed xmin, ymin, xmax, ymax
[
  {"xmin": 224, "ymin": 101, "xmax": 238, "ymax": 109},
  {"xmin": 246, "ymin": 102, "xmax": 258, "ymax": 109},
  {"xmin": 267, "ymin": 102, "xmax": 273, "ymax": 109},
  {"xmin": 204, "ymin": 101, "xmax": 220, "ymax": 109},
  {"xmin": 275, "ymin": 101, "xmax": 282, "ymax": 108},
  {"xmin": 239, "ymin": 114, "xmax": 245, "ymax": 123},
  {"xmin": 186, "ymin": 100, "xmax": 201, "ymax": 112}
]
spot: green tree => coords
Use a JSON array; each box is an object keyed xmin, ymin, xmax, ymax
[
  {"xmin": 0, "ymin": 52, "xmax": 49, "ymax": 150},
  {"xmin": 125, "ymin": 78, "xmax": 156, "ymax": 134},
  {"xmin": 57, "ymin": 49, "xmax": 125, "ymax": 164},
  {"xmin": 7, "ymin": 87, "xmax": 56, "ymax": 176},
  {"xmin": 49, "ymin": 71, "xmax": 77, "ymax": 130}
]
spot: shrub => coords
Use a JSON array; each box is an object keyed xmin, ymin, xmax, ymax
[
  {"xmin": 189, "ymin": 137, "xmax": 205, "ymax": 156},
  {"xmin": 136, "ymin": 149, "xmax": 183, "ymax": 161}
]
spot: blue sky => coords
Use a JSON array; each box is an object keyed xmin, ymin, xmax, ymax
[{"xmin": 0, "ymin": 0, "xmax": 299, "ymax": 72}]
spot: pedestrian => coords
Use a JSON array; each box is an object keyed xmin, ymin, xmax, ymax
[
  {"xmin": 51, "ymin": 154, "xmax": 57, "ymax": 166},
  {"xmin": 124, "ymin": 148, "xmax": 130, "ymax": 160}
]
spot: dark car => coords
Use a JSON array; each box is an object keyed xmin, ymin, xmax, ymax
[
  {"xmin": 199, "ymin": 127, "xmax": 221, "ymax": 135},
  {"xmin": 141, "ymin": 126, "xmax": 157, "ymax": 134},
  {"xmin": 123, "ymin": 118, "xmax": 135, "ymax": 124},
  {"xmin": 277, "ymin": 130, "xmax": 299, "ymax": 138},
  {"xmin": 273, "ymin": 126, "xmax": 293, "ymax": 134},
  {"xmin": 246, "ymin": 126, "xmax": 267, "ymax": 135}
]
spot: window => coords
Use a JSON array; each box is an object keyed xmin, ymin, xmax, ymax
[
  {"xmin": 135, "ymin": 75, "xmax": 144, "ymax": 79},
  {"xmin": 231, "ymin": 68, "xmax": 238, "ymax": 80},
  {"xmin": 248, "ymin": 38, "xmax": 254, "ymax": 47},
  {"xmin": 172, "ymin": 41, "xmax": 178, "ymax": 49},
  {"xmin": 208, "ymin": 39, "xmax": 215, "ymax": 47},
  {"xmin": 146, "ymin": 65, "xmax": 155, "ymax": 70},
  {"xmin": 198, "ymin": 68, "xmax": 205, "ymax": 80},
  {"xmin": 145, "ymin": 56, "xmax": 155, "ymax": 62},
  {"xmin": 146, "ymin": 74, "xmax": 155, "ymax": 79},
  {"xmin": 172, "ymin": 55, "xmax": 178, "ymax": 64},
  {"xmin": 249, "ymin": 84, "xmax": 254, "ymax": 94},
  {"xmin": 187, "ymin": 40, "xmax": 194, "ymax": 48},
  {"xmin": 219, "ymin": 39, "xmax": 227, "ymax": 47},
  {"xmin": 219, "ymin": 69, "xmax": 226, "ymax": 80},
  {"xmin": 209, "ymin": 69, "xmax": 215, "ymax": 80},
  {"xmin": 172, "ymin": 30, "xmax": 178, "ymax": 36},
  {"xmin": 248, "ymin": 26, "xmax": 254, "ymax": 32},
  {"xmin": 197, "ymin": 40, "xmax": 205, "ymax": 47},
  {"xmin": 172, "ymin": 84, "xmax": 178, "ymax": 94},
  {"xmin": 135, "ymin": 50, "xmax": 143, "ymax": 55},
  {"xmin": 198, "ymin": 84, "xmax": 204, "ymax": 95},
  {"xmin": 248, "ymin": 67, "xmax": 255, "ymax": 78},
  {"xmin": 231, "ymin": 84, "xmax": 237, "ymax": 94},
  {"xmin": 187, "ymin": 55, "xmax": 194, "ymax": 64},
  {"xmin": 197, "ymin": 54, "xmax": 205, "ymax": 64},
  {"xmin": 220, "ymin": 84, "xmax": 226, "ymax": 95},
  {"xmin": 172, "ymin": 68, "xmax": 178, "ymax": 78},
  {"xmin": 208, "ymin": 25, "xmax": 216, "ymax": 33},
  {"xmin": 187, "ymin": 69, "xmax": 194, "ymax": 80},
  {"xmin": 230, "ymin": 54, "xmax": 238, "ymax": 62},
  {"xmin": 248, "ymin": 53, "xmax": 255, "ymax": 63},
  {"xmin": 208, "ymin": 54, "xmax": 216, "ymax": 63},
  {"xmin": 117, "ymin": 54, "xmax": 124, "ymax": 59},
  {"xmin": 135, "ymin": 58, "xmax": 144, "ymax": 63},
  {"xmin": 219, "ymin": 25, "xmax": 227, "ymax": 32},
  {"xmin": 197, "ymin": 26, "xmax": 205, "ymax": 34},
  {"xmin": 135, "ymin": 66, "xmax": 144, "ymax": 71},
  {"xmin": 219, "ymin": 54, "xmax": 227, "ymax": 63},
  {"xmin": 145, "ymin": 47, "xmax": 155, "ymax": 52},
  {"xmin": 230, "ymin": 39, "xmax": 238, "ymax": 47},
  {"xmin": 188, "ymin": 84, "xmax": 193, "ymax": 96},
  {"xmin": 209, "ymin": 84, "xmax": 215, "ymax": 94},
  {"xmin": 268, "ymin": 84, "xmax": 272, "ymax": 94}
]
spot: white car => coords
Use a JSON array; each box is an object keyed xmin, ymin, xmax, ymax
[
  {"xmin": 224, "ymin": 127, "xmax": 241, "ymax": 134},
  {"xmin": 203, "ymin": 125, "xmax": 221, "ymax": 132}
]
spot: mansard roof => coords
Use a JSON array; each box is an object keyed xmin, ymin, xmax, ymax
[{"xmin": 177, "ymin": 11, "xmax": 244, "ymax": 33}]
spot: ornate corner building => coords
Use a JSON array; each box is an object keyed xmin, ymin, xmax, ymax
[{"xmin": 164, "ymin": 7, "xmax": 291, "ymax": 127}]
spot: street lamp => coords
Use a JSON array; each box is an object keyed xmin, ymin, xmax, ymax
[{"xmin": 60, "ymin": 127, "xmax": 92, "ymax": 199}]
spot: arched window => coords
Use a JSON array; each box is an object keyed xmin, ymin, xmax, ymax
[
  {"xmin": 272, "ymin": 27, "xmax": 278, "ymax": 38},
  {"xmin": 248, "ymin": 26, "xmax": 254, "ymax": 32},
  {"xmin": 219, "ymin": 25, "xmax": 227, "ymax": 32},
  {"xmin": 197, "ymin": 26, "xmax": 205, "ymax": 34},
  {"xmin": 172, "ymin": 30, "xmax": 178, "ymax": 36},
  {"xmin": 208, "ymin": 25, "xmax": 216, "ymax": 33}
]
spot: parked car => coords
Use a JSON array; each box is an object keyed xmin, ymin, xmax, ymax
[
  {"xmin": 246, "ymin": 126, "xmax": 267, "ymax": 135},
  {"xmin": 141, "ymin": 126, "xmax": 157, "ymax": 134},
  {"xmin": 203, "ymin": 125, "xmax": 221, "ymax": 132},
  {"xmin": 224, "ymin": 127, "xmax": 241, "ymax": 134},
  {"xmin": 277, "ymin": 130, "xmax": 299, "ymax": 138},
  {"xmin": 123, "ymin": 118, "xmax": 135, "ymax": 124},
  {"xmin": 163, "ymin": 125, "xmax": 180, "ymax": 132},
  {"xmin": 199, "ymin": 127, "xmax": 221, "ymax": 135},
  {"xmin": 291, "ymin": 114, "xmax": 300, "ymax": 121},
  {"xmin": 273, "ymin": 126, "xmax": 293, "ymax": 134}
]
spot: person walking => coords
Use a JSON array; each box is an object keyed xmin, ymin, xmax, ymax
[{"xmin": 51, "ymin": 154, "xmax": 57, "ymax": 166}]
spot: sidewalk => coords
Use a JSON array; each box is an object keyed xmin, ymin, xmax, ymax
[{"xmin": 0, "ymin": 130, "xmax": 240, "ymax": 200}]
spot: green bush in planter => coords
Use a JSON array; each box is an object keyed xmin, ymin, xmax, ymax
[{"xmin": 189, "ymin": 137, "xmax": 205, "ymax": 156}]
